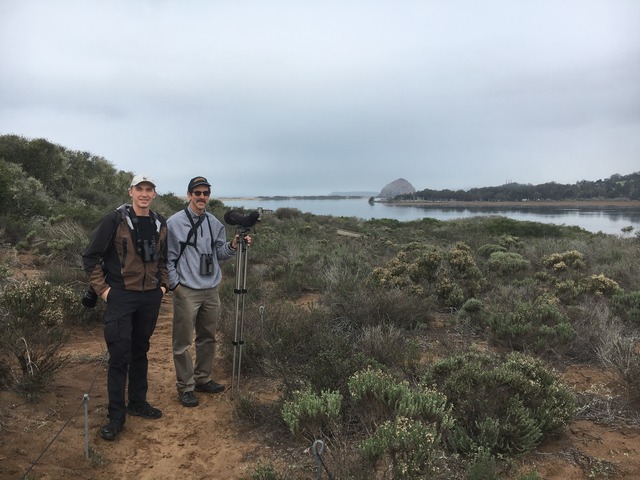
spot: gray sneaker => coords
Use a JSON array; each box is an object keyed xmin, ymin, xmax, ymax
[{"xmin": 178, "ymin": 390, "xmax": 198, "ymax": 407}]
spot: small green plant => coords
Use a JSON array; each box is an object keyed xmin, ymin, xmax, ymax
[
  {"xmin": 251, "ymin": 462, "xmax": 281, "ymax": 480},
  {"xmin": 360, "ymin": 416, "xmax": 441, "ymax": 480},
  {"xmin": 517, "ymin": 470, "xmax": 541, "ymax": 480},
  {"xmin": 460, "ymin": 298, "xmax": 483, "ymax": 314},
  {"xmin": 233, "ymin": 391, "xmax": 272, "ymax": 424},
  {"xmin": 281, "ymin": 388, "xmax": 342, "ymax": 438},
  {"xmin": 0, "ymin": 263, "xmax": 10, "ymax": 283},
  {"xmin": 466, "ymin": 448, "xmax": 498, "ymax": 480},
  {"xmin": 88, "ymin": 447, "xmax": 110, "ymax": 467}
]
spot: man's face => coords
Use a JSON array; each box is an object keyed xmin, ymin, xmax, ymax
[
  {"xmin": 129, "ymin": 182, "xmax": 157, "ymax": 210},
  {"xmin": 188, "ymin": 186, "xmax": 211, "ymax": 212}
]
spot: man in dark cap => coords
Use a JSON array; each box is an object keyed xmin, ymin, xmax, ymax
[{"xmin": 166, "ymin": 176, "xmax": 250, "ymax": 407}]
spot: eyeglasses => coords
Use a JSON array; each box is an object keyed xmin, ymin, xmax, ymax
[{"xmin": 191, "ymin": 191, "xmax": 211, "ymax": 197}]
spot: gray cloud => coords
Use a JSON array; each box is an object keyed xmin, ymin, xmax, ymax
[{"xmin": 1, "ymin": 0, "xmax": 639, "ymax": 196}]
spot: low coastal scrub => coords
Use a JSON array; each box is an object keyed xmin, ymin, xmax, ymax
[
  {"xmin": 2, "ymin": 202, "xmax": 640, "ymax": 477},
  {"xmin": 1, "ymin": 136, "xmax": 639, "ymax": 477}
]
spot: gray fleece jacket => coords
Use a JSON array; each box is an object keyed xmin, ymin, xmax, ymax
[{"xmin": 166, "ymin": 206, "xmax": 236, "ymax": 290}]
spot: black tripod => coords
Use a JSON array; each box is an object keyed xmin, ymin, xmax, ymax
[{"xmin": 224, "ymin": 210, "xmax": 259, "ymax": 397}]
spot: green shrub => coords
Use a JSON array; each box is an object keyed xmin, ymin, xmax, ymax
[
  {"xmin": 582, "ymin": 274, "xmax": 622, "ymax": 297},
  {"xmin": 281, "ymin": 388, "xmax": 342, "ymax": 438},
  {"xmin": 0, "ymin": 280, "xmax": 71, "ymax": 395},
  {"xmin": 597, "ymin": 335, "xmax": 640, "ymax": 395},
  {"xmin": 348, "ymin": 367, "xmax": 453, "ymax": 431},
  {"xmin": 328, "ymin": 283, "xmax": 432, "ymax": 331},
  {"xmin": 355, "ymin": 325, "xmax": 422, "ymax": 373},
  {"xmin": 370, "ymin": 242, "xmax": 483, "ymax": 309},
  {"xmin": 37, "ymin": 220, "xmax": 88, "ymax": 262},
  {"xmin": 436, "ymin": 276, "xmax": 466, "ymax": 309},
  {"xmin": 611, "ymin": 291, "xmax": 640, "ymax": 325},
  {"xmin": 274, "ymin": 207, "xmax": 303, "ymax": 219},
  {"xmin": 486, "ymin": 251, "xmax": 530, "ymax": 275},
  {"xmin": 360, "ymin": 416, "xmax": 441, "ymax": 480},
  {"xmin": 541, "ymin": 250, "xmax": 586, "ymax": 271},
  {"xmin": 460, "ymin": 298, "xmax": 483, "ymax": 314},
  {"xmin": 447, "ymin": 242, "xmax": 475, "ymax": 274},
  {"xmin": 305, "ymin": 340, "xmax": 379, "ymax": 395},
  {"xmin": 221, "ymin": 300, "xmax": 377, "ymax": 395},
  {"xmin": 458, "ymin": 298, "xmax": 485, "ymax": 329},
  {"xmin": 220, "ymin": 300, "xmax": 317, "ymax": 377},
  {"xmin": 498, "ymin": 234, "xmax": 523, "ymax": 250},
  {"xmin": 466, "ymin": 448, "xmax": 498, "ymax": 480},
  {"xmin": 408, "ymin": 248, "xmax": 443, "ymax": 282},
  {"xmin": 425, "ymin": 350, "xmax": 576, "ymax": 457},
  {"xmin": 487, "ymin": 297, "xmax": 575, "ymax": 355},
  {"xmin": 477, "ymin": 244, "xmax": 507, "ymax": 257}
]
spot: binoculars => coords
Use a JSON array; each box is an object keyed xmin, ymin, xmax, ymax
[{"xmin": 200, "ymin": 253, "xmax": 214, "ymax": 276}]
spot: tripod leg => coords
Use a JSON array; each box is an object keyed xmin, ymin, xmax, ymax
[{"xmin": 231, "ymin": 236, "xmax": 249, "ymax": 398}]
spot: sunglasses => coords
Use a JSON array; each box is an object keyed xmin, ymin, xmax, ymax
[{"xmin": 191, "ymin": 190, "xmax": 211, "ymax": 197}]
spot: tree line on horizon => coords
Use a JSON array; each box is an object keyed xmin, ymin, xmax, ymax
[
  {"xmin": 399, "ymin": 171, "xmax": 640, "ymax": 202},
  {"xmin": 1, "ymin": 133, "xmax": 639, "ymax": 225}
]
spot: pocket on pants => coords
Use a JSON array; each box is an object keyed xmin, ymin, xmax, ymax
[{"xmin": 104, "ymin": 316, "xmax": 120, "ymax": 344}]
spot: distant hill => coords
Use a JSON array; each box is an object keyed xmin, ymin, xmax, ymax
[
  {"xmin": 379, "ymin": 178, "xmax": 416, "ymax": 198},
  {"xmin": 328, "ymin": 191, "xmax": 379, "ymax": 196}
]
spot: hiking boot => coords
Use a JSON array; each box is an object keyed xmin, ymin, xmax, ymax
[
  {"xmin": 194, "ymin": 380, "xmax": 225, "ymax": 394},
  {"xmin": 127, "ymin": 401, "xmax": 162, "ymax": 419},
  {"xmin": 178, "ymin": 390, "xmax": 198, "ymax": 407},
  {"xmin": 100, "ymin": 420, "xmax": 123, "ymax": 441}
]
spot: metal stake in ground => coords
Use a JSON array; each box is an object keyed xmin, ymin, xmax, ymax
[{"xmin": 224, "ymin": 210, "xmax": 259, "ymax": 398}]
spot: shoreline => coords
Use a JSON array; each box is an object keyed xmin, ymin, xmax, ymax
[
  {"xmin": 385, "ymin": 200, "xmax": 640, "ymax": 208},
  {"xmin": 219, "ymin": 197, "xmax": 640, "ymax": 208}
]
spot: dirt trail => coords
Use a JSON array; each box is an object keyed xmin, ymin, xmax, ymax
[{"xmin": 0, "ymin": 295, "xmax": 267, "ymax": 480}]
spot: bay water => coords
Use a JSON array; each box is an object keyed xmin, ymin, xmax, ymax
[{"xmin": 220, "ymin": 197, "xmax": 640, "ymax": 235}]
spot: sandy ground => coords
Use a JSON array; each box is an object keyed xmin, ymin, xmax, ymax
[
  {"xmin": 2, "ymin": 296, "xmax": 640, "ymax": 479},
  {"xmin": 0, "ymin": 295, "xmax": 274, "ymax": 480}
]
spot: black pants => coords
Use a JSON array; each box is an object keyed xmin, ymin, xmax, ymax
[{"xmin": 103, "ymin": 288, "xmax": 163, "ymax": 423}]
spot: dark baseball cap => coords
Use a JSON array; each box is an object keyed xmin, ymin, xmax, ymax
[{"xmin": 188, "ymin": 176, "xmax": 211, "ymax": 191}]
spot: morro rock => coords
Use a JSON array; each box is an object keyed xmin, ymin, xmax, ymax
[{"xmin": 379, "ymin": 178, "xmax": 416, "ymax": 199}]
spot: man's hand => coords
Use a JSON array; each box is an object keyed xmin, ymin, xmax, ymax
[
  {"xmin": 231, "ymin": 234, "xmax": 252, "ymax": 249},
  {"xmin": 101, "ymin": 287, "xmax": 111, "ymax": 302}
]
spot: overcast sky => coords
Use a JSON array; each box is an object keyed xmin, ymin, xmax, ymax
[{"xmin": 1, "ymin": 1, "xmax": 639, "ymax": 197}]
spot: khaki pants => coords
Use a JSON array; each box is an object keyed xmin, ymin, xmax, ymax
[{"xmin": 172, "ymin": 285, "xmax": 220, "ymax": 393}]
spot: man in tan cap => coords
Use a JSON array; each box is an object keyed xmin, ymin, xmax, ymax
[{"xmin": 83, "ymin": 174, "xmax": 169, "ymax": 440}]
